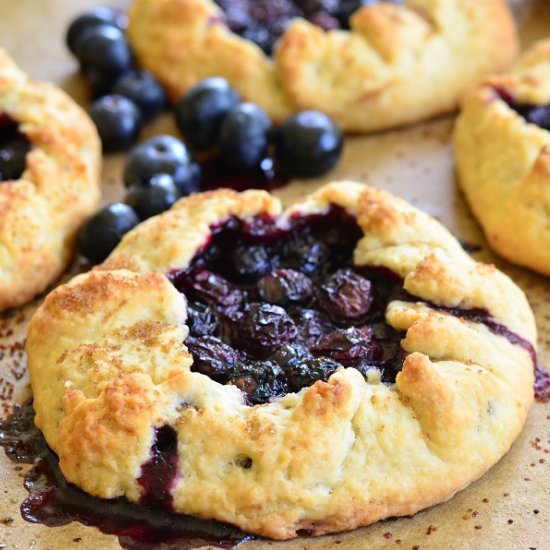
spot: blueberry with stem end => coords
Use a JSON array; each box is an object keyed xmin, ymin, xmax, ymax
[{"xmin": 90, "ymin": 95, "xmax": 141, "ymax": 153}]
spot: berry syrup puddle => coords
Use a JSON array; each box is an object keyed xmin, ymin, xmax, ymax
[
  {"xmin": 0, "ymin": 208, "xmax": 546, "ymax": 547},
  {"xmin": 0, "ymin": 113, "xmax": 31, "ymax": 182}
]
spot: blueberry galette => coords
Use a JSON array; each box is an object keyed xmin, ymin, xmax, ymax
[
  {"xmin": 27, "ymin": 182, "xmax": 536, "ymax": 539},
  {"xmin": 0, "ymin": 49, "xmax": 100, "ymax": 310},
  {"xmin": 454, "ymin": 40, "xmax": 550, "ymax": 276},
  {"xmin": 126, "ymin": 0, "xmax": 518, "ymax": 132}
]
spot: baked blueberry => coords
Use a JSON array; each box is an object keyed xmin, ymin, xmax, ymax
[
  {"xmin": 257, "ymin": 269, "xmax": 314, "ymax": 305},
  {"xmin": 187, "ymin": 301, "xmax": 219, "ymax": 337},
  {"xmin": 219, "ymin": 103, "xmax": 272, "ymax": 170},
  {"xmin": 124, "ymin": 174, "xmax": 181, "ymax": 220},
  {"xmin": 185, "ymin": 270, "xmax": 244, "ymax": 312},
  {"xmin": 275, "ymin": 110, "xmax": 343, "ymax": 178},
  {"xmin": 312, "ymin": 326, "xmax": 381, "ymax": 365},
  {"xmin": 187, "ymin": 335, "xmax": 238, "ymax": 382},
  {"xmin": 230, "ymin": 243, "xmax": 275, "ymax": 282},
  {"xmin": 318, "ymin": 269, "xmax": 373, "ymax": 324},
  {"xmin": 225, "ymin": 303, "xmax": 298, "ymax": 354},
  {"xmin": 124, "ymin": 135, "xmax": 200, "ymax": 196},
  {"xmin": 113, "ymin": 70, "xmax": 167, "ymax": 121},
  {"xmin": 66, "ymin": 6, "xmax": 127, "ymax": 54},
  {"xmin": 74, "ymin": 25, "xmax": 132, "ymax": 78},
  {"xmin": 286, "ymin": 356, "xmax": 340, "ymax": 392},
  {"xmin": 229, "ymin": 360, "xmax": 286, "ymax": 404},
  {"xmin": 282, "ymin": 233, "xmax": 330, "ymax": 276},
  {"xmin": 174, "ymin": 78, "xmax": 240, "ymax": 151},
  {"xmin": 90, "ymin": 95, "xmax": 142, "ymax": 152},
  {"xmin": 78, "ymin": 203, "xmax": 140, "ymax": 263}
]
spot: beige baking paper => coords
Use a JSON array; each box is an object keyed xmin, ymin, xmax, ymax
[{"xmin": 0, "ymin": 1, "xmax": 549, "ymax": 548}]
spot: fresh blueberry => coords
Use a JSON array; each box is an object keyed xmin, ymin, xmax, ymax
[
  {"xmin": 66, "ymin": 7, "xmax": 127, "ymax": 54},
  {"xmin": 275, "ymin": 110, "xmax": 343, "ymax": 178},
  {"xmin": 90, "ymin": 95, "xmax": 141, "ymax": 152},
  {"xmin": 219, "ymin": 103, "xmax": 272, "ymax": 170},
  {"xmin": 78, "ymin": 203, "xmax": 140, "ymax": 263},
  {"xmin": 81, "ymin": 66, "xmax": 117, "ymax": 98},
  {"xmin": 124, "ymin": 174, "xmax": 181, "ymax": 220},
  {"xmin": 74, "ymin": 25, "xmax": 132, "ymax": 77},
  {"xmin": 113, "ymin": 70, "xmax": 167, "ymax": 121},
  {"xmin": 174, "ymin": 78, "xmax": 240, "ymax": 150},
  {"xmin": 123, "ymin": 135, "xmax": 201, "ymax": 196}
]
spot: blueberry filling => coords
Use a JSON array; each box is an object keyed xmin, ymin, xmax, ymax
[
  {"xmin": 0, "ymin": 402, "xmax": 253, "ymax": 549},
  {"xmin": 497, "ymin": 90, "xmax": 550, "ymax": 131},
  {"xmin": 169, "ymin": 207, "xmax": 408, "ymax": 405},
  {"xmin": 169, "ymin": 206, "xmax": 540, "ymax": 406},
  {"xmin": 0, "ymin": 114, "xmax": 31, "ymax": 182},
  {"xmin": 215, "ymin": 0, "xmax": 403, "ymax": 54}
]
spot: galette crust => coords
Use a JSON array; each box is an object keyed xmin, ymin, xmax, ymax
[
  {"xmin": 0, "ymin": 50, "xmax": 101, "ymax": 310},
  {"xmin": 126, "ymin": 0, "xmax": 518, "ymax": 132},
  {"xmin": 454, "ymin": 39, "xmax": 550, "ymax": 276},
  {"xmin": 27, "ymin": 182, "xmax": 536, "ymax": 539}
]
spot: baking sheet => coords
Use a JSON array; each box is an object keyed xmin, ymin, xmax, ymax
[{"xmin": 0, "ymin": 1, "xmax": 549, "ymax": 548}]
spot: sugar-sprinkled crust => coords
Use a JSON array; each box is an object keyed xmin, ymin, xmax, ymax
[
  {"xmin": 454, "ymin": 39, "xmax": 550, "ymax": 276},
  {"xmin": 27, "ymin": 182, "xmax": 535, "ymax": 539},
  {"xmin": 126, "ymin": 0, "xmax": 518, "ymax": 132},
  {"xmin": 0, "ymin": 50, "xmax": 101, "ymax": 310}
]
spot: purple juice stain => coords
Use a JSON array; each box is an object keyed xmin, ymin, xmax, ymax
[
  {"xmin": 138, "ymin": 425, "xmax": 179, "ymax": 510},
  {"xmin": 0, "ymin": 402, "xmax": 253, "ymax": 549}
]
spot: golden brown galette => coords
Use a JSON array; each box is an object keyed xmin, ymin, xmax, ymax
[
  {"xmin": 454, "ymin": 39, "xmax": 550, "ymax": 276},
  {"xmin": 27, "ymin": 182, "xmax": 536, "ymax": 539},
  {"xmin": 126, "ymin": 0, "xmax": 518, "ymax": 132},
  {"xmin": 0, "ymin": 49, "xmax": 100, "ymax": 310}
]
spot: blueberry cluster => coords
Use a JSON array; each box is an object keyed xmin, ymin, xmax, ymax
[
  {"xmin": 216, "ymin": 0, "xmax": 402, "ymax": 55},
  {"xmin": 78, "ymin": 134, "xmax": 200, "ymax": 263},
  {"xmin": 170, "ymin": 208, "xmax": 405, "ymax": 405},
  {"xmin": 66, "ymin": 7, "xmax": 167, "ymax": 152},
  {"xmin": 174, "ymin": 77, "xmax": 343, "ymax": 179}
]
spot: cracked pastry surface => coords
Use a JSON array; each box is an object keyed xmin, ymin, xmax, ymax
[
  {"xmin": 126, "ymin": 0, "xmax": 518, "ymax": 132},
  {"xmin": 0, "ymin": 49, "xmax": 101, "ymax": 310},
  {"xmin": 454, "ymin": 39, "xmax": 550, "ymax": 276},
  {"xmin": 27, "ymin": 182, "xmax": 536, "ymax": 539}
]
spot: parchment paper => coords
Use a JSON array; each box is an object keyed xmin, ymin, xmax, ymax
[{"xmin": 0, "ymin": 1, "xmax": 548, "ymax": 548}]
